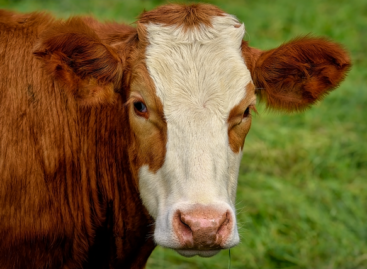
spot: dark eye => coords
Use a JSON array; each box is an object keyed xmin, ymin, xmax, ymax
[
  {"xmin": 243, "ymin": 106, "xmax": 250, "ymax": 118},
  {"xmin": 133, "ymin": 101, "xmax": 148, "ymax": 118},
  {"xmin": 134, "ymin": 101, "xmax": 147, "ymax": 113}
]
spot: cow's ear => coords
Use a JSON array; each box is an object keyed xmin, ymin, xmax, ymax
[
  {"xmin": 34, "ymin": 18, "xmax": 124, "ymax": 105},
  {"xmin": 242, "ymin": 37, "xmax": 351, "ymax": 111}
]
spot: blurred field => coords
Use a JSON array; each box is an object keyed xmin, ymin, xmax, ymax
[{"xmin": 1, "ymin": 0, "xmax": 366, "ymax": 268}]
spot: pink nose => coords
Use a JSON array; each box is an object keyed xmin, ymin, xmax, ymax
[{"xmin": 173, "ymin": 206, "xmax": 232, "ymax": 250}]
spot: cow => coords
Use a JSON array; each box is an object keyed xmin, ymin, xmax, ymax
[{"xmin": 0, "ymin": 3, "xmax": 350, "ymax": 269}]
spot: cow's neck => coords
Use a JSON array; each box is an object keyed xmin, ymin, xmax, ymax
[{"xmin": 80, "ymin": 103, "xmax": 155, "ymax": 268}]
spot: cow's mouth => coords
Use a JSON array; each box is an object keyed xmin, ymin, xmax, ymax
[{"xmin": 175, "ymin": 249, "xmax": 221, "ymax": 257}]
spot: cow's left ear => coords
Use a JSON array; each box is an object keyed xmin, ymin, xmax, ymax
[
  {"xmin": 242, "ymin": 37, "xmax": 351, "ymax": 111},
  {"xmin": 34, "ymin": 18, "xmax": 124, "ymax": 105}
]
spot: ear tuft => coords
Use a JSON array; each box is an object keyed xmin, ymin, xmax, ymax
[
  {"xmin": 33, "ymin": 17, "xmax": 123, "ymax": 105},
  {"xmin": 248, "ymin": 37, "xmax": 351, "ymax": 111}
]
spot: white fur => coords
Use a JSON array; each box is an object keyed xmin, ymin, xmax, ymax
[{"xmin": 138, "ymin": 14, "xmax": 252, "ymax": 255}]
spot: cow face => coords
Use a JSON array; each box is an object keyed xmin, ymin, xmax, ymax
[
  {"xmin": 129, "ymin": 13, "xmax": 252, "ymax": 257},
  {"xmin": 34, "ymin": 3, "xmax": 350, "ymax": 258}
]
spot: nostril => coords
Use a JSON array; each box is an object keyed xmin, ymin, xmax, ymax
[
  {"xmin": 176, "ymin": 211, "xmax": 193, "ymax": 242},
  {"xmin": 217, "ymin": 211, "xmax": 231, "ymax": 238}
]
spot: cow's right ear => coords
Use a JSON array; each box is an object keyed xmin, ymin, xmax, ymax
[{"xmin": 34, "ymin": 18, "xmax": 124, "ymax": 105}]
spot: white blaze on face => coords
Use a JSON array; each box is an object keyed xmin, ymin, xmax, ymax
[{"xmin": 138, "ymin": 14, "xmax": 252, "ymax": 253}]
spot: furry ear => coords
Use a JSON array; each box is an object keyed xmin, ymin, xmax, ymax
[
  {"xmin": 242, "ymin": 37, "xmax": 351, "ymax": 111},
  {"xmin": 34, "ymin": 17, "xmax": 124, "ymax": 105}
]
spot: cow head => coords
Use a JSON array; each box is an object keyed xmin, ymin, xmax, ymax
[{"xmin": 34, "ymin": 4, "xmax": 350, "ymax": 257}]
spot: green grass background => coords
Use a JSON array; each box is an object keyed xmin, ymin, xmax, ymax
[{"xmin": 1, "ymin": 0, "xmax": 366, "ymax": 268}]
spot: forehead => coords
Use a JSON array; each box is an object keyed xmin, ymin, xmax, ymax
[{"xmin": 143, "ymin": 13, "xmax": 253, "ymax": 121}]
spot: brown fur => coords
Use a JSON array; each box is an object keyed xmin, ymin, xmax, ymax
[
  {"xmin": 138, "ymin": 3, "xmax": 224, "ymax": 31},
  {"xmin": 0, "ymin": 9, "xmax": 154, "ymax": 269},
  {"xmin": 242, "ymin": 38, "xmax": 351, "ymax": 111},
  {"xmin": 33, "ymin": 17, "xmax": 124, "ymax": 106},
  {"xmin": 0, "ymin": 3, "xmax": 351, "ymax": 269}
]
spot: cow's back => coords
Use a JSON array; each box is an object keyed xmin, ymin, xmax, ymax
[{"xmin": 0, "ymin": 10, "xmax": 86, "ymax": 268}]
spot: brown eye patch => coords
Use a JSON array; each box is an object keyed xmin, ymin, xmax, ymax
[
  {"xmin": 228, "ymin": 84, "xmax": 256, "ymax": 124},
  {"xmin": 227, "ymin": 83, "xmax": 256, "ymax": 153}
]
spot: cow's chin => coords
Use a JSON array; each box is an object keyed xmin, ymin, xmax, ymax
[{"xmin": 175, "ymin": 249, "xmax": 221, "ymax": 257}]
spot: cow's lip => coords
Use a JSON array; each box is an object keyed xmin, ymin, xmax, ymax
[{"xmin": 175, "ymin": 249, "xmax": 221, "ymax": 257}]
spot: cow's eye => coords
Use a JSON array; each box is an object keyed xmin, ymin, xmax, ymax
[
  {"xmin": 133, "ymin": 101, "xmax": 148, "ymax": 116},
  {"xmin": 243, "ymin": 106, "xmax": 251, "ymax": 118},
  {"xmin": 134, "ymin": 101, "xmax": 147, "ymax": 113}
]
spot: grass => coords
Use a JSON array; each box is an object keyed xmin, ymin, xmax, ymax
[{"xmin": 1, "ymin": 0, "xmax": 366, "ymax": 268}]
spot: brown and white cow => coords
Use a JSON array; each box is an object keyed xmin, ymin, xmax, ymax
[{"xmin": 0, "ymin": 4, "xmax": 350, "ymax": 269}]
